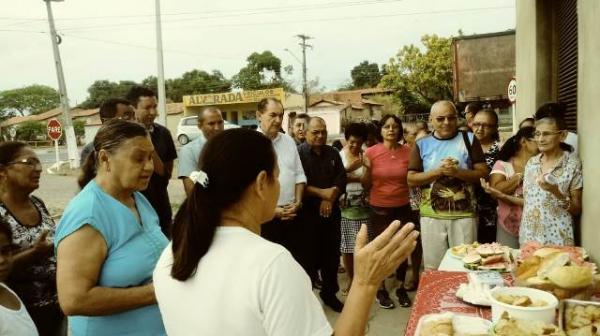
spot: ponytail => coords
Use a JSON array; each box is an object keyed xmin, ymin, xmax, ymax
[
  {"xmin": 498, "ymin": 126, "xmax": 535, "ymax": 161},
  {"xmin": 170, "ymin": 185, "xmax": 218, "ymax": 280},
  {"xmin": 168, "ymin": 128, "xmax": 277, "ymax": 282}
]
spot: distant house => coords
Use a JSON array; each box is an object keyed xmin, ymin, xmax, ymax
[{"xmin": 282, "ymin": 88, "xmax": 390, "ymax": 137}]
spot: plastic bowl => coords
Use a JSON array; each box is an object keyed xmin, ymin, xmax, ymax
[{"xmin": 489, "ymin": 286, "xmax": 559, "ymax": 324}]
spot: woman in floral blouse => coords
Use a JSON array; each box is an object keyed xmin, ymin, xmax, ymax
[
  {"xmin": 520, "ymin": 103, "xmax": 583, "ymax": 246},
  {"xmin": 0, "ymin": 141, "xmax": 62, "ymax": 335}
]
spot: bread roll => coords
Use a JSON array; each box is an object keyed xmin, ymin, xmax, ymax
[
  {"xmin": 533, "ymin": 248, "xmax": 562, "ymax": 258},
  {"xmin": 547, "ymin": 266, "xmax": 593, "ymax": 289},
  {"xmin": 537, "ymin": 252, "xmax": 571, "ymax": 279}
]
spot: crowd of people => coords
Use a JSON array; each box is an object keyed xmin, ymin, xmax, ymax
[{"xmin": 0, "ymin": 85, "xmax": 584, "ymax": 335}]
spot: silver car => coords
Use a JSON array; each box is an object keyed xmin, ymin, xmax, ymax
[{"xmin": 176, "ymin": 116, "xmax": 240, "ymax": 145}]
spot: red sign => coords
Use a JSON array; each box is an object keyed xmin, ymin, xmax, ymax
[{"xmin": 47, "ymin": 119, "xmax": 62, "ymax": 141}]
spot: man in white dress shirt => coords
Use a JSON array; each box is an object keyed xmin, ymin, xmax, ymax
[{"xmin": 256, "ymin": 98, "xmax": 308, "ymax": 269}]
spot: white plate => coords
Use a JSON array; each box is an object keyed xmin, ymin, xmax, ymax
[{"xmin": 413, "ymin": 312, "xmax": 492, "ymax": 336}]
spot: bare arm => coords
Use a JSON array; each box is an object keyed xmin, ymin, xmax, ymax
[
  {"xmin": 568, "ymin": 189, "xmax": 582, "ymax": 216},
  {"xmin": 56, "ymin": 225, "xmax": 156, "ymax": 316},
  {"xmin": 12, "ymin": 231, "xmax": 51, "ymax": 270},
  {"xmin": 333, "ymin": 222, "xmax": 418, "ymax": 336},
  {"xmin": 305, "ymin": 186, "xmax": 326, "ymax": 200},
  {"xmin": 490, "ymin": 173, "xmax": 520, "ymax": 195},
  {"xmin": 294, "ymin": 183, "xmax": 305, "ymax": 205},
  {"xmin": 182, "ymin": 177, "xmax": 194, "ymax": 197},
  {"xmin": 407, "ymin": 168, "xmax": 442, "ymax": 187},
  {"xmin": 451, "ymin": 163, "xmax": 489, "ymax": 184}
]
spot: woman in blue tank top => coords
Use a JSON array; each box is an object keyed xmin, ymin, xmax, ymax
[{"xmin": 54, "ymin": 120, "xmax": 168, "ymax": 336}]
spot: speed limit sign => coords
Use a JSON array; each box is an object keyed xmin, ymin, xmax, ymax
[{"xmin": 507, "ymin": 79, "xmax": 517, "ymax": 103}]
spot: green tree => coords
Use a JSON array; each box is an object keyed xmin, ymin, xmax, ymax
[
  {"xmin": 167, "ymin": 70, "xmax": 232, "ymax": 102},
  {"xmin": 350, "ymin": 61, "xmax": 382, "ymax": 89},
  {"xmin": 379, "ymin": 34, "xmax": 453, "ymax": 109},
  {"xmin": 0, "ymin": 85, "xmax": 60, "ymax": 117},
  {"xmin": 232, "ymin": 51, "xmax": 293, "ymax": 91},
  {"xmin": 16, "ymin": 121, "xmax": 45, "ymax": 141},
  {"xmin": 79, "ymin": 80, "xmax": 138, "ymax": 108}
]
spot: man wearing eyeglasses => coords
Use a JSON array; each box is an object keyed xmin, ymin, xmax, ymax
[
  {"xmin": 407, "ymin": 100, "xmax": 489, "ymax": 269},
  {"xmin": 79, "ymin": 98, "xmax": 134, "ymax": 166}
]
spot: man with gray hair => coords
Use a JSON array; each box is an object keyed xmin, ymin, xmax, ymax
[
  {"xmin": 407, "ymin": 101, "xmax": 488, "ymax": 269},
  {"xmin": 298, "ymin": 116, "xmax": 347, "ymax": 312},
  {"xmin": 178, "ymin": 107, "xmax": 224, "ymax": 196}
]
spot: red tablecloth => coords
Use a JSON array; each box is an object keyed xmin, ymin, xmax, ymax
[{"xmin": 404, "ymin": 270, "xmax": 513, "ymax": 336}]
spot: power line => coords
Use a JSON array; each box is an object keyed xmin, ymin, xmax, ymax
[
  {"xmin": 56, "ymin": 0, "xmax": 405, "ymax": 32},
  {"xmin": 0, "ymin": 0, "xmax": 402, "ymax": 24},
  {"xmin": 55, "ymin": 5, "xmax": 514, "ymax": 33},
  {"xmin": 60, "ymin": 33, "xmax": 241, "ymax": 60},
  {"xmin": 182, "ymin": 6, "xmax": 515, "ymax": 29}
]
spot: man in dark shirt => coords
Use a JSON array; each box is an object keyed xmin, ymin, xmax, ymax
[
  {"xmin": 79, "ymin": 98, "xmax": 134, "ymax": 167},
  {"xmin": 298, "ymin": 116, "xmax": 346, "ymax": 313},
  {"xmin": 126, "ymin": 86, "xmax": 177, "ymax": 237}
]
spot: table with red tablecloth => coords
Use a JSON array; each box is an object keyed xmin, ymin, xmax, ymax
[{"xmin": 404, "ymin": 270, "xmax": 513, "ymax": 336}]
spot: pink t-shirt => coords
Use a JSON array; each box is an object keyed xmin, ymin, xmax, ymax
[
  {"xmin": 491, "ymin": 160, "xmax": 523, "ymax": 237},
  {"xmin": 365, "ymin": 143, "xmax": 411, "ymax": 207}
]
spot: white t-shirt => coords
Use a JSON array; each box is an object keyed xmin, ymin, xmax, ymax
[
  {"xmin": 153, "ymin": 226, "xmax": 332, "ymax": 336},
  {"xmin": 0, "ymin": 283, "xmax": 38, "ymax": 336}
]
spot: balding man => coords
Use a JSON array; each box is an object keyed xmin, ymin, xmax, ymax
[
  {"xmin": 256, "ymin": 98, "xmax": 307, "ymax": 259},
  {"xmin": 298, "ymin": 117, "xmax": 346, "ymax": 312},
  {"xmin": 407, "ymin": 101, "xmax": 488, "ymax": 269},
  {"xmin": 178, "ymin": 107, "xmax": 225, "ymax": 196}
]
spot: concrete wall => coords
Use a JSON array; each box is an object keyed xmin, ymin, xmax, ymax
[
  {"xmin": 515, "ymin": 0, "xmax": 555, "ymax": 126},
  {"xmin": 577, "ymin": 0, "xmax": 600, "ymax": 262}
]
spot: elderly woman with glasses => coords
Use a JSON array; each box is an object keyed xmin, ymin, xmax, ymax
[
  {"xmin": 471, "ymin": 109, "xmax": 501, "ymax": 243},
  {"xmin": 0, "ymin": 141, "xmax": 64, "ymax": 335},
  {"xmin": 520, "ymin": 103, "xmax": 582, "ymax": 246}
]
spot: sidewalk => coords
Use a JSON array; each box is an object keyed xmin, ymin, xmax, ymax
[{"xmin": 37, "ymin": 172, "xmax": 411, "ymax": 335}]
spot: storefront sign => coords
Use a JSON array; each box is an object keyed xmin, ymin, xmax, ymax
[{"xmin": 183, "ymin": 88, "xmax": 285, "ymax": 107}]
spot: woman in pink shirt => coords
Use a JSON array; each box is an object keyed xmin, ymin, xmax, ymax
[{"xmin": 362, "ymin": 115, "xmax": 417, "ymax": 309}]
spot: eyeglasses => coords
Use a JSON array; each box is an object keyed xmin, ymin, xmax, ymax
[
  {"xmin": 533, "ymin": 130, "xmax": 563, "ymax": 138},
  {"xmin": 472, "ymin": 123, "xmax": 496, "ymax": 130},
  {"xmin": 382, "ymin": 124, "xmax": 400, "ymax": 130},
  {"xmin": 7, "ymin": 157, "xmax": 41, "ymax": 167}
]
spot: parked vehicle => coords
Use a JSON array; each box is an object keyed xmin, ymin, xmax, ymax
[{"xmin": 176, "ymin": 116, "xmax": 239, "ymax": 145}]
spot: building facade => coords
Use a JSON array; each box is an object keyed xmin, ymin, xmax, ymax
[{"xmin": 515, "ymin": 0, "xmax": 600, "ymax": 260}]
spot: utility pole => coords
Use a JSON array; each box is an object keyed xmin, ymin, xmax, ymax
[
  {"xmin": 44, "ymin": 0, "xmax": 79, "ymax": 169},
  {"xmin": 296, "ymin": 34, "xmax": 312, "ymax": 113},
  {"xmin": 155, "ymin": 0, "xmax": 167, "ymax": 126}
]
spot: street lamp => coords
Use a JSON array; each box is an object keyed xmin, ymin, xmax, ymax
[{"xmin": 43, "ymin": 0, "xmax": 79, "ymax": 169}]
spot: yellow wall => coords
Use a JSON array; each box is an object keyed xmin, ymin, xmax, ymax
[{"xmin": 577, "ymin": 0, "xmax": 600, "ymax": 262}]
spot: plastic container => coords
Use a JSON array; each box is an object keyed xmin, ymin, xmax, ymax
[{"xmin": 489, "ymin": 286, "xmax": 559, "ymax": 324}]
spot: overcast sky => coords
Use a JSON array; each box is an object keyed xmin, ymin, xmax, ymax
[{"xmin": 0, "ymin": 0, "xmax": 515, "ymax": 105}]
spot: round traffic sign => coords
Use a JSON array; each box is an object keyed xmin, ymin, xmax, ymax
[
  {"xmin": 47, "ymin": 119, "xmax": 63, "ymax": 141},
  {"xmin": 507, "ymin": 79, "xmax": 517, "ymax": 103}
]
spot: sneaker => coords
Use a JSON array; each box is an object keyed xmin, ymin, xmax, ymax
[
  {"xmin": 376, "ymin": 290, "xmax": 395, "ymax": 309},
  {"xmin": 395, "ymin": 287, "xmax": 412, "ymax": 307},
  {"xmin": 320, "ymin": 293, "xmax": 344, "ymax": 313}
]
